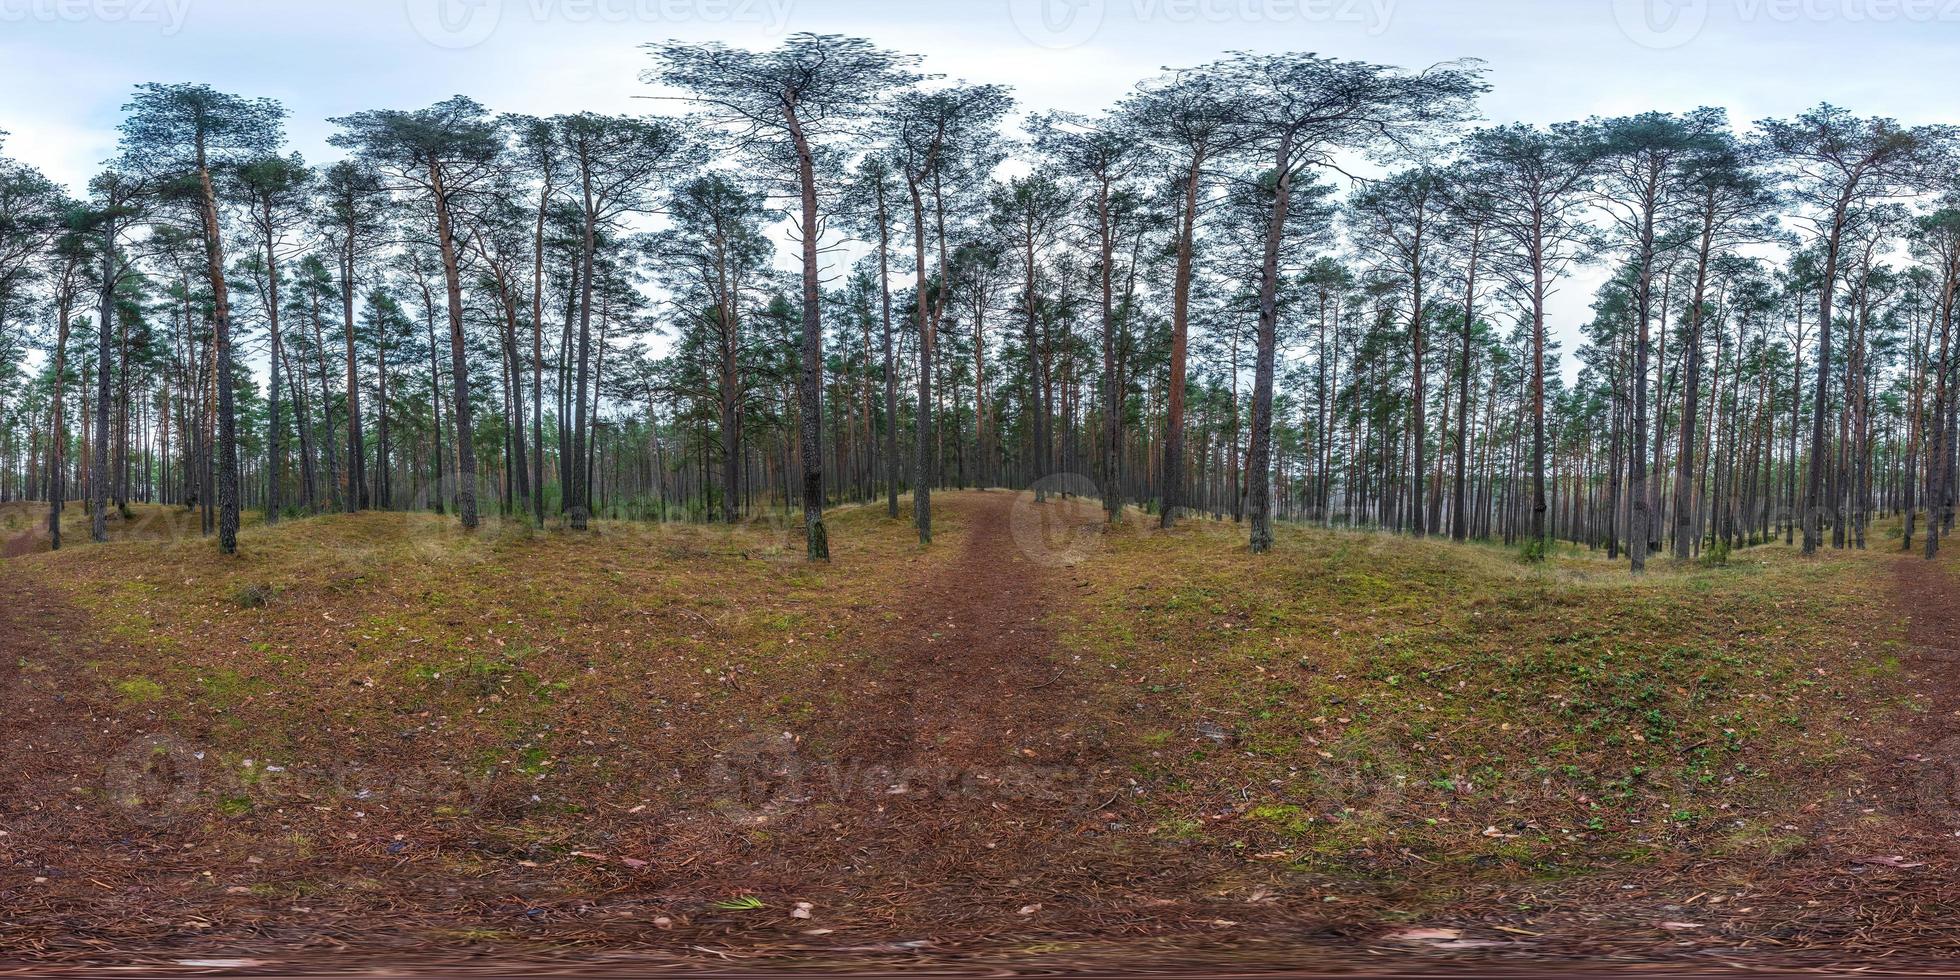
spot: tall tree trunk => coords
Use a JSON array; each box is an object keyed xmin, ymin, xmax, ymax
[
  {"xmin": 1673, "ymin": 209, "xmax": 1716, "ymax": 559},
  {"xmin": 48, "ymin": 283, "xmax": 73, "ymax": 550},
  {"xmin": 1451, "ymin": 222, "xmax": 1481, "ymax": 541},
  {"xmin": 571, "ymin": 165, "xmax": 599, "ymax": 530},
  {"xmin": 1530, "ymin": 225, "xmax": 1548, "ymax": 546},
  {"xmin": 1804, "ymin": 214, "xmax": 1847, "ymax": 555},
  {"xmin": 196, "ymin": 154, "xmax": 241, "ymax": 554},
  {"xmin": 910, "ymin": 179, "xmax": 936, "ymax": 543},
  {"xmin": 719, "ymin": 294, "xmax": 742, "ymax": 524},
  {"xmin": 431, "ymin": 163, "xmax": 478, "ymax": 530},
  {"xmin": 1247, "ymin": 144, "xmax": 1294, "ymax": 554},
  {"xmin": 1098, "ymin": 178, "xmax": 1123, "ymax": 522},
  {"xmin": 1023, "ymin": 217, "xmax": 1047, "ymax": 504},
  {"xmin": 531, "ymin": 174, "xmax": 552, "ymax": 527},
  {"xmin": 877, "ymin": 184, "xmax": 899, "ymax": 520},
  {"xmin": 1925, "ymin": 271, "xmax": 1955, "ymax": 559},
  {"xmin": 91, "ymin": 231, "xmax": 115, "ymax": 542},
  {"xmin": 1628, "ymin": 199, "xmax": 1657, "ymax": 573},
  {"xmin": 262, "ymin": 210, "xmax": 284, "ymax": 525},
  {"xmin": 1163, "ymin": 154, "xmax": 1203, "ymax": 528},
  {"xmin": 785, "ymin": 105, "xmax": 829, "ymax": 559}
]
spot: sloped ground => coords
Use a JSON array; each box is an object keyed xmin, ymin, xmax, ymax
[
  {"xmin": 0, "ymin": 492, "xmax": 1955, "ymax": 974},
  {"xmin": 1, "ymin": 499, "xmax": 268, "ymax": 558}
]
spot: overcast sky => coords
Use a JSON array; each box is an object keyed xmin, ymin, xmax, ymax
[{"xmin": 3, "ymin": 0, "xmax": 1956, "ymax": 364}]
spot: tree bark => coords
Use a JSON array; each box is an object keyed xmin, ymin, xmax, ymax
[
  {"xmin": 1804, "ymin": 208, "xmax": 1848, "ymax": 555},
  {"xmin": 196, "ymin": 153, "xmax": 241, "ymax": 554},
  {"xmin": 1451, "ymin": 221, "xmax": 1481, "ymax": 541},
  {"xmin": 784, "ymin": 102, "xmax": 829, "ymax": 559},
  {"xmin": 430, "ymin": 161, "xmax": 479, "ymax": 530},
  {"xmin": 1247, "ymin": 142, "xmax": 1294, "ymax": 554},
  {"xmin": 1162, "ymin": 154, "xmax": 1204, "ymax": 528}
]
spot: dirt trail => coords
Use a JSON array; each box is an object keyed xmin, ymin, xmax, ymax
[
  {"xmin": 20, "ymin": 502, "xmax": 1960, "ymax": 969},
  {"xmin": 840, "ymin": 491, "xmax": 1100, "ymax": 770},
  {"xmin": 681, "ymin": 492, "xmax": 1173, "ymax": 945},
  {"xmin": 0, "ymin": 570, "xmax": 126, "ymax": 803},
  {"xmin": 727, "ymin": 490, "xmax": 1130, "ymax": 853},
  {"xmin": 1890, "ymin": 552, "xmax": 1960, "ymax": 830}
]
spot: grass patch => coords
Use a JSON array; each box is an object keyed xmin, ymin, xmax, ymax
[{"xmin": 1054, "ymin": 510, "xmax": 1905, "ymax": 876}]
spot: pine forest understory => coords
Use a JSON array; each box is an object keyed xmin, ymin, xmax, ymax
[
  {"xmin": 10, "ymin": 29, "xmax": 1960, "ymax": 974},
  {"xmin": 0, "ymin": 40, "xmax": 1955, "ymax": 567}
]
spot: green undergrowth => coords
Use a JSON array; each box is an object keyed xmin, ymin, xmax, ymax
[
  {"xmin": 4, "ymin": 494, "xmax": 1925, "ymax": 904},
  {"xmin": 14, "ymin": 496, "xmax": 954, "ymax": 820},
  {"xmin": 1055, "ymin": 511, "xmax": 1909, "ymax": 881}
]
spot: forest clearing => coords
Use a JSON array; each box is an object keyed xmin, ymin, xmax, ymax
[
  {"xmin": 4, "ymin": 491, "xmax": 1959, "ymax": 971},
  {"xmin": 6, "ymin": 3, "xmax": 1960, "ymax": 972}
]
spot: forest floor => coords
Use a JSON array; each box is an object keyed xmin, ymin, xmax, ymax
[{"xmin": 3, "ymin": 492, "xmax": 1960, "ymax": 975}]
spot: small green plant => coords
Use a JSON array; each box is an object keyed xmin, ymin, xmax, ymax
[
  {"xmin": 116, "ymin": 676, "xmax": 166, "ymax": 703},
  {"xmin": 1699, "ymin": 539, "xmax": 1732, "ymax": 568},
  {"xmin": 233, "ymin": 583, "xmax": 277, "ymax": 609},
  {"xmin": 1248, "ymin": 802, "xmax": 1313, "ymax": 834},
  {"xmin": 710, "ymin": 896, "xmax": 765, "ymax": 911},
  {"xmin": 1516, "ymin": 536, "xmax": 1550, "ymax": 564},
  {"xmin": 1158, "ymin": 818, "xmax": 1205, "ymax": 841}
]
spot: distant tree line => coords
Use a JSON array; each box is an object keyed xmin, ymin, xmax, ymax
[{"xmin": 0, "ymin": 35, "xmax": 1956, "ymax": 566}]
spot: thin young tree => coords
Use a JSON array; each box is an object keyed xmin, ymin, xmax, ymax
[
  {"xmin": 647, "ymin": 34, "xmax": 918, "ymax": 561},
  {"xmin": 841, "ymin": 154, "xmax": 906, "ymax": 518},
  {"xmin": 41, "ymin": 208, "xmax": 89, "ymax": 549},
  {"xmin": 455, "ymin": 174, "xmax": 541, "ymax": 519},
  {"xmin": 1121, "ymin": 67, "xmax": 1242, "ymax": 528},
  {"xmin": 988, "ymin": 170, "xmax": 1071, "ymax": 504},
  {"xmin": 1668, "ymin": 135, "xmax": 1780, "ymax": 559},
  {"xmin": 1035, "ymin": 112, "xmax": 1144, "ymax": 521},
  {"xmin": 331, "ymin": 96, "xmax": 505, "ymax": 530},
  {"xmin": 119, "ymin": 83, "xmax": 286, "ymax": 554},
  {"xmin": 891, "ymin": 83, "xmax": 1014, "ymax": 544},
  {"xmin": 1463, "ymin": 123, "xmax": 1597, "ymax": 550},
  {"xmin": 654, "ymin": 173, "xmax": 774, "ymax": 522},
  {"xmin": 1350, "ymin": 166, "xmax": 1451, "ymax": 539},
  {"xmin": 316, "ymin": 160, "xmax": 387, "ymax": 513},
  {"xmin": 533, "ymin": 112, "xmax": 695, "ymax": 529},
  {"xmin": 1582, "ymin": 110, "xmax": 1726, "ymax": 571},
  {"xmin": 1225, "ymin": 52, "xmax": 1483, "ymax": 553},
  {"xmin": 1438, "ymin": 167, "xmax": 1495, "ymax": 541},
  {"xmin": 1756, "ymin": 105, "xmax": 1952, "ymax": 554},
  {"xmin": 232, "ymin": 152, "xmax": 311, "ymax": 524},
  {"xmin": 509, "ymin": 115, "xmax": 562, "ymax": 527}
]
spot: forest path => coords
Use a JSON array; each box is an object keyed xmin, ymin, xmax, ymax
[
  {"xmin": 692, "ymin": 490, "xmax": 1150, "ymax": 935},
  {"xmin": 0, "ymin": 566, "xmax": 144, "ymax": 895},
  {"xmin": 834, "ymin": 489, "xmax": 1109, "ymax": 773},
  {"xmin": 1890, "ymin": 550, "xmax": 1960, "ymax": 833},
  {"xmin": 0, "ymin": 571, "xmax": 123, "ymax": 776}
]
